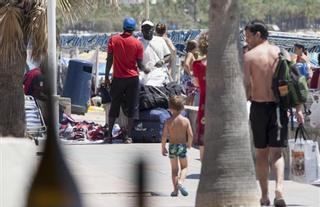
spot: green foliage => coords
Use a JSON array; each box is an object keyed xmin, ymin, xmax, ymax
[
  {"xmin": 240, "ymin": 0, "xmax": 320, "ymax": 31},
  {"xmin": 58, "ymin": 0, "xmax": 209, "ymax": 33},
  {"xmin": 58, "ymin": 0, "xmax": 320, "ymax": 33}
]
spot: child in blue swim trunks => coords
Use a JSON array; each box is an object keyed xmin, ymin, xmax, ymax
[{"xmin": 161, "ymin": 96, "xmax": 193, "ymax": 197}]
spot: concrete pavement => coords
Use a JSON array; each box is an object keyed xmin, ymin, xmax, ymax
[
  {"xmin": 2, "ymin": 108, "xmax": 320, "ymax": 207},
  {"xmin": 1, "ymin": 139, "xmax": 320, "ymax": 207},
  {"xmin": 61, "ymin": 144, "xmax": 320, "ymax": 207},
  {"xmin": 68, "ymin": 110, "xmax": 320, "ymax": 206},
  {"xmin": 63, "ymin": 144, "xmax": 200, "ymax": 207}
]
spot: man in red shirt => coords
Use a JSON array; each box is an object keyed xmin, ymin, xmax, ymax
[{"xmin": 105, "ymin": 17, "xmax": 148, "ymax": 143}]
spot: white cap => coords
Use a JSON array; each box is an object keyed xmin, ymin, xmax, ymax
[{"xmin": 141, "ymin": 20, "xmax": 154, "ymax": 27}]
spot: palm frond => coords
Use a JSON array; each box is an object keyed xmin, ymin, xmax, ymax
[
  {"xmin": 0, "ymin": 1, "xmax": 9, "ymax": 7},
  {"xmin": 25, "ymin": 0, "xmax": 47, "ymax": 62},
  {"xmin": 0, "ymin": 4, "xmax": 25, "ymax": 65},
  {"xmin": 57, "ymin": 0, "xmax": 93, "ymax": 21},
  {"xmin": 57, "ymin": 0, "xmax": 121, "ymax": 22}
]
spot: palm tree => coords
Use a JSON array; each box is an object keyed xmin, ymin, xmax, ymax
[
  {"xmin": 0, "ymin": 0, "xmax": 47, "ymax": 137},
  {"xmin": 195, "ymin": 1, "xmax": 259, "ymax": 206},
  {"xmin": 0, "ymin": 0, "xmax": 111, "ymax": 137}
]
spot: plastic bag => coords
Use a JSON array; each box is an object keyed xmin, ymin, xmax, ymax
[
  {"xmin": 309, "ymin": 100, "xmax": 320, "ymax": 128},
  {"xmin": 139, "ymin": 66, "xmax": 170, "ymax": 87},
  {"xmin": 288, "ymin": 125, "xmax": 320, "ymax": 184}
]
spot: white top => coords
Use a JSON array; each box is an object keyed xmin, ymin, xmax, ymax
[{"xmin": 140, "ymin": 36, "xmax": 171, "ymax": 71}]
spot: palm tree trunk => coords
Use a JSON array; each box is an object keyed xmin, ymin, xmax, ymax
[
  {"xmin": 195, "ymin": 1, "xmax": 259, "ymax": 206},
  {"xmin": 0, "ymin": 56, "xmax": 26, "ymax": 137}
]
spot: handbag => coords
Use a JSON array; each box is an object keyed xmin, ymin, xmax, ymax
[
  {"xmin": 288, "ymin": 124, "xmax": 320, "ymax": 184},
  {"xmin": 98, "ymin": 85, "xmax": 111, "ymax": 104}
]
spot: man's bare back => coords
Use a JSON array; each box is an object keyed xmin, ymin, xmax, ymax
[
  {"xmin": 165, "ymin": 114, "xmax": 193, "ymax": 146},
  {"xmin": 244, "ymin": 41, "xmax": 280, "ymax": 102}
]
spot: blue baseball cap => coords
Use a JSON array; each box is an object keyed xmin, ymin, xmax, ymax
[{"xmin": 123, "ymin": 17, "xmax": 136, "ymax": 31}]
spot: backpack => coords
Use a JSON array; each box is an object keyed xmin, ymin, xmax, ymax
[
  {"xmin": 139, "ymin": 85, "xmax": 168, "ymax": 110},
  {"xmin": 139, "ymin": 83, "xmax": 186, "ymax": 111},
  {"xmin": 272, "ymin": 49, "xmax": 308, "ymax": 109},
  {"xmin": 162, "ymin": 82, "xmax": 186, "ymax": 97}
]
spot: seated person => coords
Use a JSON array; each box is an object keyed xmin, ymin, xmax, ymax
[
  {"xmin": 24, "ymin": 67, "xmax": 46, "ymax": 101},
  {"xmin": 24, "ymin": 66, "xmax": 48, "ymax": 123}
]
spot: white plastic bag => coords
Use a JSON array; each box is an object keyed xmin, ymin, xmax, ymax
[
  {"xmin": 288, "ymin": 125, "xmax": 320, "ymax": 184},
  {"xmin": 309, "ymin": 101, "xmax": 320, "ymax": 128}
]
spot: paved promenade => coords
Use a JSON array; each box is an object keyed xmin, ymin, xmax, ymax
[
  {"xmin": 2, "ymin": 139, "xmax": 320, "ymax": 207},
  {"xmin": 62, "ymin": 144, "xmax": 320, "ymax": 207},
  {"xmin": 1, "ymin": 109, "xmax": 320, "ymax": 206}
]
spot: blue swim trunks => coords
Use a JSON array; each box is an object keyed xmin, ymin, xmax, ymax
[{"xmin": 169, "ymin": 144, "xmax": 187, "ymax": 159}]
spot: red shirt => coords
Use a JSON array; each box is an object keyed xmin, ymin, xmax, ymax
[{"xmin": 107, "ymin": 33, "xmax": 143, "ymax": 78}]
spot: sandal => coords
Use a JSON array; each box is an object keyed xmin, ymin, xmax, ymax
[
  {"xmin": 260, "ymin": 198, "xmax": 270, "ymax": 206},
  {"xmin": 170, "ymin": 191, "xmax": 178, "ymax": 197},
  {"xmin": 274, "ymin": 198, "xmax": 286, "ymax": 207}
]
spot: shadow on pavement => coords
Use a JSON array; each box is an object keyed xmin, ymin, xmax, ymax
[{"xmin": 186, "ymin": 174, "xmax": 200, "ymax": 179}]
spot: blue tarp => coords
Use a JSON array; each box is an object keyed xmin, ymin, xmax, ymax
[
  {"xmin": 266, "ymin": 32, "xmax": 320, "ymax": 53},
  {"xmin": 60, "ymin": 30, "xmax": 320, "ymax": 55},
  {"xmin": 60, "ymin": 30, "xmax": 202, "ymax": 54}
]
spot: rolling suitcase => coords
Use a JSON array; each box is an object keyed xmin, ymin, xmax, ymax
[{"xmin": 132, "ymin": 108, "xmax": 171, "ymax": 143}]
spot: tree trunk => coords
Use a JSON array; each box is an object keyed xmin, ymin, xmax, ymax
[
  {"xmin": 195, "ymin": 1, "xmax": 259, "ymax": 206},
  {"xmin": 0, "ymin": 56, "xmax": 26, "ymax": 137}
]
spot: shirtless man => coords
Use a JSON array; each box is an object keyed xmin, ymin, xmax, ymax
[
  {"xmin": 161, "ymin": 96, "xmax": 193, "ymax": 197},
  {"xmin": 244, "ymin": 20, "xmax": 304, "ymax": 207}
]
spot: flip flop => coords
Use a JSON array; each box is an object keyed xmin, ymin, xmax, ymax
[
  {"xmin": 170, "ymin": 191, "xmax": 178, "ymax": 197},
  {"xmin": 274, "ymin": 198, "xmax": 286, "ymax": 207},
  {"xmin": 178, "ymin": 184, "xmax": 188, "ymax": 196}
]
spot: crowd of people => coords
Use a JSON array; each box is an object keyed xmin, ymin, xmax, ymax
[
  {"xmin": 102, "ymin": 16, "xmax": 209, "ymax": 195},
  {"xmin": 23, "ymin": 16, "xmax": 320, "ymax": 204}
]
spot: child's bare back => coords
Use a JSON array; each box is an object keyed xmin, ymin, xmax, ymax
[
  {"xmin": 166, "ymin": 115, "xmax": 192, "ymax": 145},
  {"xmin": 161, "ymin": 96, "xmax": 193, "ymax": 197}
]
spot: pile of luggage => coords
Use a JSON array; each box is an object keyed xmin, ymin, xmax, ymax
[
  {"xmin": 131, "ymin": 82, "xmax": 186, "ymax": 143},
  {"xmin": 94, "ymin": 81, "xmax": 186, "ymax": 144}
]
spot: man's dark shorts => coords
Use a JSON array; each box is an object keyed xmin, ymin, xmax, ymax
[
  {"xmin": 250, "ymin": 101, "xmax": 288, "ymax": 149},
  {"xmin": 109, "ymin": 76, "xmax": 139, "ymax": 119}
]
